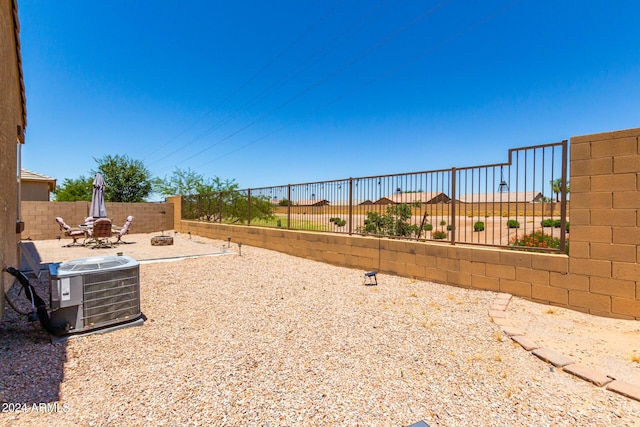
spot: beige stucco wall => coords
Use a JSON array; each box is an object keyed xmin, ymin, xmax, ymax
[
  {"xmin": 0, "ymin": 0, "xmax": 25, "ymax": 318},
  {"xmin": 174, "ymin": 128, "xmax": 640, "ymax": 320},
  {"xmin": 21, "ymin": 181, "xmax": 51, "ymax": 201},
  {"xmin": 21, "ymin": 201, "xmax": 175, "ymax": 240}
]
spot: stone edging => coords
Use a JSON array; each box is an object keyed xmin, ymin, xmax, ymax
[{"xmin": 490, "ymin": 293, "xmax": 640, "ymax": 403}]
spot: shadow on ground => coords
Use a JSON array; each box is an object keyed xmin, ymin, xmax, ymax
[{"xmin": 1, "ymin": 259, "xmax": 67, "ymax": 405}]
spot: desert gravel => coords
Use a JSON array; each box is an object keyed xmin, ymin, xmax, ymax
[{"xmin": 2, "ymin": 238, "xmax": 640, "ymax": 426}]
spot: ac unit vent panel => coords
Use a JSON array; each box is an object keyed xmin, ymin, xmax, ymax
[{"xmin": 49, "ymin": 255, "xmax": 143, "ymax": 337}]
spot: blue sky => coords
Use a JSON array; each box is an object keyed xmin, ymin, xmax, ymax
[{"xmin": 18, "ymin": 1, "xmax": 640, "ymax": 198}]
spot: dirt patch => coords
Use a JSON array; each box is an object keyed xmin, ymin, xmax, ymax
[{"xmin": 507, "ymin": 297, "xmax": 640, "ymax": 387}]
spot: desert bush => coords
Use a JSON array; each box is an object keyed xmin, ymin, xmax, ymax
[
  {"xmin": 432, "ymin": 230, "xmax": 447, "ymax": 240},
  {"xmin": 541, "ymin": 218, "xmax": 554, "ymax": 227},
  {"xmin": 553, "ymin": 219, "xmax": 570, "ymax": 230},
  {"xmin": 507, "ymin": 219, "xmax": 520, "ymax": 229},
  {"xmin": 356, "ymin": 204, "xmax": 419, "ymax": 237},
  {"xmin": 474, "ymin": 221, "xmax": 485, "ymax": 232}
]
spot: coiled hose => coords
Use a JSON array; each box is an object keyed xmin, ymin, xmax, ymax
[{"xmin": 4, "ymin": 266, "xmax": 71, "ymax": 336}]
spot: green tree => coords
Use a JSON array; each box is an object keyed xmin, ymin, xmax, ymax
[
  {"xmin": 219, "ymin": 191, "xmax": 274, "ymax": 224},
  {"xmin": 550, "ymin": 178, "xmax": 570, "ymax": 202},
  {"xmin": 53, "ymin": 176, "xmax": 93, "ymax": 201},
  {"xmin": 156, "ymin": 168, "xmax": 274, "ymax": 223},
  {"xmin": 197, "ymin": 178, "xmax": 240, "ymax": 222},
  {"xmin": 93, "ymin": 154, "xmax": 153, "ymax": 202},
  {"xmin": 154, "ymin": 168, "xmax": 205, "ymax": 196},
  {"xmin": 358, "ymin": 203, "xmax": 419, "ymax": 237}
]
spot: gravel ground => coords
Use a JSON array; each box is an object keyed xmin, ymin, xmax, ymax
[{"xmin": 2, "ymin": 239, "xmax": 640, "ymax": 426}]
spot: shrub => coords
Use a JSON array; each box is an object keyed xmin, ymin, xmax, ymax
[
  {"xmin": 276, "ymin": 219, "xmax": 282, "ymax": 228},
  {"xmin": 329, "ymin": 217, "xmax": 336, "ymax": 223},
  {"xmin": 553, "ymin": 219, "xmax": 570, "ymax": 230},
  {"xmin": 423, "ymin": 223, "xmax": 433, "ymax": 231},
  {"xmin": 511, "ymin": 231, "xmax": 568, "ymax": 253},
  {"xmin": 439, "ymin": 220, "xmax": 447, "ymax": 226},
  {"xmin": 541, "ymin": 218, "xmax": 554, "ymax": 227},
  {"xmin": 474, "ymin": 221, "xmax": 485, "ymax": 232},
  {"xmin": 356, "ymin": 204, "xmax": 419, "ymax": 237},
  {"xmin": 335, "ymin": 219, "xmax": 346, "ymax": 227},
  {"xmin": 432, "ymin": 230, "xmax": 447, "ymax": 240},
  {"xmin": 507, "ymin": 219, "xmax": 520, "ymax": 229},
  {"xmin": 446, "ymin": 224, "xmax": 453, "ymax": 231}
]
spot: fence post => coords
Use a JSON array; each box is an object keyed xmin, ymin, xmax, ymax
[
  {"xmin": 559, "ymin": 139, "xmax": 568, "ymax": 253},
  {"xmin": 348, "ymin": 178, "xmax": 353, "ymax": 235},
  {"xmin": 287, "ymin": 184, "xmax": 291, "ymax": 230},
  {"xmin": 450, "ymin": 167, "xmax": 456, "ymax": 245},
  {"xmin": 247, "ymin": 188, "xmax": 251, "ymax": 226}
]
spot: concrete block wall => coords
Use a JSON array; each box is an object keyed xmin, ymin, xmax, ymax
[
  {"xmin": 176, "ymin": 220, "xmax": 583, "ymax": 311},
  {"xmin": 21, "ymin": 201, "xmax": 175, "ymax": 240},
  {"xmin": 568, "ymin": 128, "xmax": 640, "ymax": 319},
  {"xmin": 174, "ymin": 127, "xmax": 640, "ymax": 320}
]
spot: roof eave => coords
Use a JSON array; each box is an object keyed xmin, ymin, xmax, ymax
[{"xmin": 12, "ymin": 0, "xmax": 27, "ymax": 141}]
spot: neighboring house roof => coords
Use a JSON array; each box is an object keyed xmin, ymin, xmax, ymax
[
  {"xmin": 456, "ymin": 192, "xmax": 544, "ymax": 203},
  {"xmin": 21, "ymin": 169, "xmax": 56, "ymax": 192},
  {"xmin": 295, "ymin": 199, "xmax": 330, "ymax": 206},
  {"xmin": 374, "ymin": 192, "xmax": 451, "ymax": 205},
  {"xmin": 331, "ymin": 199, "xmax": 373, "ymax": 206}
]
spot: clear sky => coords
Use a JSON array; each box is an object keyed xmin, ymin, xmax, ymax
[{"xmin": 18, "ymin": 0, "xmax": 640, "ymax": 198}]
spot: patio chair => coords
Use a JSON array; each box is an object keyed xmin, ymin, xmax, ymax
[
  {"xmin": 89, "ymin": 218, "xmax": 113, "ymax": 249},
  {"xmin": 55, "ymin": 217, "xmax": 87, "ymax": 247},
  {"xmin": 113, "ymin": 215, "xmax": 134, "ymax": 244}
]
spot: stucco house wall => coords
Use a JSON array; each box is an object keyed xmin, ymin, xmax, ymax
[{"xmin": 0, "ymin": 0, "xmax": 27, "ymax": 318}]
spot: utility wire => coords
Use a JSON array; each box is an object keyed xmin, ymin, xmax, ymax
[
  {"xmin": 150, "ymin": 0, "xmax": 392, "ymax": 169},
  {"xmin": 162, "ymin": 0, "xmax": 452, "ymax": 174},
  {"xmin": 144, "ymin": 0, "xmax": 348, "ymax": 165},
  {"xmin": 191, "ymin": 0, "xmax": 523, "ymax": 172}
]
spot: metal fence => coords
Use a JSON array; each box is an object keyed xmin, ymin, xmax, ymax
[{"xmin": 183, "ymin": 140, "xmax": 568, "ymax": 253}]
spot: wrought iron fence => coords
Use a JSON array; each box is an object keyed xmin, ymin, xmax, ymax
[{"xmin": 183, "ymin": 140, "xmax": 568, "ymax": 253}]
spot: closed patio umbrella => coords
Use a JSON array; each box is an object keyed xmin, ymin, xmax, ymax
[{"xmin": 90, "ymin": 172, "xmax": 107, "ymax": 218}]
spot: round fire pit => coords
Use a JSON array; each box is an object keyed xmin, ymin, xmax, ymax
[{"xmin": 151, "ymin": 235, "xmax": 174, "ymax": 246}]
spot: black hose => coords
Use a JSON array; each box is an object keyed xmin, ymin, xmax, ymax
[{"xmin": 5, "ymin": 266, "xmax": 71, "ymax": 336}]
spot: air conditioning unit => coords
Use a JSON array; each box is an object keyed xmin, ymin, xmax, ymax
[{"xmin": 48, "ymin": 255, "xmax": 144, "ymax": 341}]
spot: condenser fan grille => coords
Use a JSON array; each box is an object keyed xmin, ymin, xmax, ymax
[
  {"xmin": 58, "ymin": 256, "xmax": 132, "ymax": 272},
  {"xmin": 82, "ymin": 269, "xmax": 141, "ymax": 329}
]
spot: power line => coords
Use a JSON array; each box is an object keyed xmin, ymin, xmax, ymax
[
  {"xmin": 160, "ymin": 0, "xmax": 452, "ymax": 175},
  {"xmin": 150, "ymin": 0, "xmax": 393, "ymax": 171},
  {"xmin": 191, "ymin": 0, "xmax": 523, "ymax": 173},
  {"xmin": 145, "ymin": 0, "xmax": 348, "ymax": 166}
]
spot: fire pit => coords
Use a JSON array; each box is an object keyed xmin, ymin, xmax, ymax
[{"xmin": 151, "ymin": 235, "xmax": 174, "ymax": 246}]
